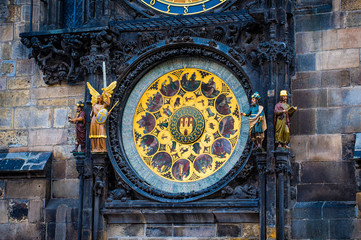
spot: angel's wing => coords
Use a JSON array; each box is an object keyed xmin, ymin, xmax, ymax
[
  {"xmin": 102, "ymin": 81, "xmax": 117, "ymax": 99},
  {"xmin": 87, "ymin": 82, "xmax": 100, "ymax": 105}
]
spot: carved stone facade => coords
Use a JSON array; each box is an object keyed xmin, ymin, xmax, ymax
[{"xmin": 0, "ymin": 0, "xmax": 360, "ymax": 239}]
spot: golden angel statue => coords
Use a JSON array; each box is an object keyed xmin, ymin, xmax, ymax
[{"xmin": 87, "ymin": 81, "xmax": 117, "ymax": 152}]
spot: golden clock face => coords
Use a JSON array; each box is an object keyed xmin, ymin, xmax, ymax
[
  {"xmin": 133, "ymin": 68, "xmax": 241, "ymax": 182},
  {"xmin": 141, "ymin": 0, "xmax": 227, "ymax": 15}
]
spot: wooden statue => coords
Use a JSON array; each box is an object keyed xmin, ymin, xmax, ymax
[
  {"xmin": 87, "ymin": 81, "xmax": 117, "ymax": 152},
  {"xmin": 241, "ymin": 92, "xmax": 267, "ymax": 151},
  {"xmin": 68, "ymin": 101, "xmax": 86, "ymax": 152},
  {"xmin": 274, "ymin": 90, "xmax": 297, "ymax": 149}
]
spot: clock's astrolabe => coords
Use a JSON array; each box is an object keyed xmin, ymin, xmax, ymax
[
  {"xmin": 133, "ymin": 68, "xmax": 241, "ymax": 182},
  {"xmin": 118, "ymin": 56, "xmax": 250, "ymax": 200},
  {"xmin": 141, "ymin": 0, "xmax": 227, "ymax": 15}
]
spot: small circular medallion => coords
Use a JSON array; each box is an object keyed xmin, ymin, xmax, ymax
[{"xmin": 169, "ymin": 106, "xmax": 205, "ymax": 144}]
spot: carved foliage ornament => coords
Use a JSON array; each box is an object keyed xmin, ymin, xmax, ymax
[{"xmin": 257, "ymin": 40, "xmax": 293, "ymax": 63}]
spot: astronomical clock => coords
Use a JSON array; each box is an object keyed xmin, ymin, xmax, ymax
[{"xmin": 109, "ymin": 55, "xmax": 252, "ymax": 202}]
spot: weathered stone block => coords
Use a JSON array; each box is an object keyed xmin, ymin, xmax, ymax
[
  {"xmin": 15, "ymin": 59, "xmax": 34, "ymax": 77},
  {"xmin": 52, "ymin": 160, "xmax": 66, "ymax": 179},
  {"xmin": 296, "ymin": 53, "xmax": 315, "ymax": 72},
  {"xmin": 6, "ymin": 179, "xmax": 49, "ymax": 199},
  {"xmin": 353, "ymin": 219, "xmax": 361, "ymax": 239},
  {"xmin": 323, "ymin": 201, "xmax": 356, "ymax": 219},
  {"xmin": 292, "ymin": 89, "xmax": 327, "ymax": 109},
  {"xmin": 0, "ymin": 77, "xmax": 6, "ymax": 90},
  {"xmin": 330, "ymin": 219, "xmax": 353, "ymax": 239},
  {"xmin": 346, "ymin": 10, "xmax": 361, "ymax": 27},
  {"xmin": 53, "ymin": 145, "xmax": 74, "ymax": 161},
  {"xmin": 351, "ymin": 67, "xmax": 361, "ymax": 86},
  {"xmin": 107, "ymin": 224, "xmax": 145, "ymax": 237},
  {"xmin": 308, "ymin": 134, "xmax": 341, "ymax": 161},
  {"xmin": 173, "ymin": 225, "xmax": 216, "ymax": 237},
  {"xmin": 342, "ymin": 107, "xmax": 361, "ymax": 133},
  {"xmin": 14, "ymin": 23, "xmax": 26, "ymax": 41},
  {"xmin": 37, "ymin": 98, "xmax": 68, "ymax": 107},
  {"xmin": 241, "ymin": 223, "xmax": 260, "ymax": 239},
  {"xmin": 290, "ymin": 135, "xmax": 309, "ymax": 162},
  {"xmin": 321, "ymin": 70, "xmax": 350, "ymax": 88},
  {"xmin": 297, "ymin": 183, "xmax": 355, "ymax": 201},
  {"xmin": 14, "ymin": 107, "xmax": 51, "ymax": 129},
  {"xmin": 0, "ymin": 200, "xmax": 8, "ymax": 223},
  {"xmin": 291, "ymin": 219, "xmax": 328, "ymax": 239},
  {"xmin": 0, "ymin": 130, "xmax": 28, "ymax": 147},
  {"xmin": 66, "ymin": 159, "xmax": 78, "ymax": 179},
  {"xmin": 296, "ymin": 30, "xmax": 337, "ymax": 54},
  {"xmin": 292, "ymin": 72, "xmax": 321, "ymax": 90},
  {"xmin": 217, "ymin": 224, "xmax": 242, "ymax": 237},
  {"xmin": 291, "ymin": 109, "xmax": 316, "ymax": 135},
  {"xmin": 146, "ymin": 225, "xmax": 172, "ymax": 237},
  {"xmin": 295, "ymin": 12, "xmax": 341, "ymax": 32},
  {"xmin": 0, "ymin": 90, "xmax": 29, "ymax": 107},
  {"xmin": 52, "ymin": 179, "xmax": 79, "ymax": 198},
  {"xmin": 29, "ymin": 129, "xmax": 67, "ymax": 146},
  {"xmin": 291, "ymin": 202, "xmax": 323, "ymax": 219},
  {"xmin": 316, "ymin": 108, "xmax": 343, "ymax": 134},
  {"xmin": 0, "ymin": 108, "xmax": 13, "ymax": 130},
  {"xmin": 338, "ymin": 28, "xmax": 361, "ymax": 49},
  {"xmin": 0, "ymin": 23, "xmax": 13, "ymax": 41},
  {"xmin": 316, "ymin": 49, "xmax": 359, "ymax": 70},
  {"xmin": 7, "ymin": 5, "xmax": 21, "ymax": 22},
  {"xmin": 301, "ymin": 161, "xmax": 355, "ymax": 184},
  {"xmin": 11, "ymin": 40, "xmax": 29, "ymax": 60},
  {"xmin": 54, "ymin": 108, "xmax": 69, "ymax": 128},
  {"xmin": 0, "ymin": 42, "xmax": 11, "ymax": 60},
  {"xmin": 7, "ymin": 76, "xmax": 31, "ymax": 90},
  {"xmin": 32, "ymin": 85, "xmax": 84, "ymax": 100},
  {"xmin": 342, "ymin": 0, "xmax": 361, "ymax": 10},
  {"xmin": 28, "ymin": 200, "xmax": 43, "ymax": 223},
  {"xmin": 328, "ymin": 87, "xmax": 361, "ymax": 107},
  {"xmin": 342, "ymin": 133, "xmax": 356, "ymax": 161},
  {"xmin": 0, "ymin": 60, "xmax": 16, "ymax": 77}
]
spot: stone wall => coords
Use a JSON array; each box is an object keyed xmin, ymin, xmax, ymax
[
  {"xmin": 0, "ymin": 1, "xmax": 82, "ymax": 239},
  {"xmin": 106, "ymin": 223, "xmax": 260, "ymax": 239},
  {"xmin": 291, "ymin": 0, "xmax": 361, "ymax": 238}
]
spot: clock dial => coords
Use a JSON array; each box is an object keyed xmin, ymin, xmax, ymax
[
  {"xmin": 140, "ymin": 0, "xmax": 227, "ymax": 15},
  {"xmin": 132, "ymin": 68, "xmax": 241, "ymax": 182}
]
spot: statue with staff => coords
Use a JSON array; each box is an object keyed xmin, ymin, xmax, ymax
[{"xmin": 87, "ymin": 62, "xmax": 118, "ymax": 152}]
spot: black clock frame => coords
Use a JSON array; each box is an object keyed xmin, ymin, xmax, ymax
[{"xmin": 107, "ymin": 39, "xmax": 254, "ymax": 202}]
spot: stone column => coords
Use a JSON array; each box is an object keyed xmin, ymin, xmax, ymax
[
  {"xmin": 255, "ymin": 152, "xmax": 267, "ymax": 240},
  {"xmin": 274, "ymin": 151, "xmax": 290, "ymax": 240},
  {"xmin": 92, "ymin": 153, "xmax": 107, "ymax": 240},
  {"xmin": 74, "ymin": 152, "xmax": 86, "ymax": 240}
]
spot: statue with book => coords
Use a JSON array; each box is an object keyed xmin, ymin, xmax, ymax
[{"xmin": 274, "ymin": 90, "xmax": 297, "ymax": 149}]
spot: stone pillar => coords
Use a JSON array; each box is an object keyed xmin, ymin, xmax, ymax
[
  {"xmin": 255, "ymin": 152, "xmax": 267, "ymax": 240},
  {"xmin": 274, "ymin": 151, "xmax": 290, "ymax": 240},
  {"xmin": 92, "ymin": 153, "xmax": 107, "ymax": 240},
  {"xmin": 81, "ymin": 153, "xmax": 93, "ymax": 240},
  {"xmin": 74, "ymin": 153, "xmax": 86, "ymax": 240}
]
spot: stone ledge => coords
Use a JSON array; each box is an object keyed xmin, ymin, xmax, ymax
[
  {"xmin": 0, "ymin": 152, "xmax": 52, "ymax": 178},
  {"xmin": 105, "ymin": 199, "xmax": 259, "ymax": 224}
]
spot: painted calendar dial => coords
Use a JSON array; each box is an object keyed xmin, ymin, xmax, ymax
[{"xmin": 133, "ymin": 68, "xmax": 241, "ymax": 182}]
